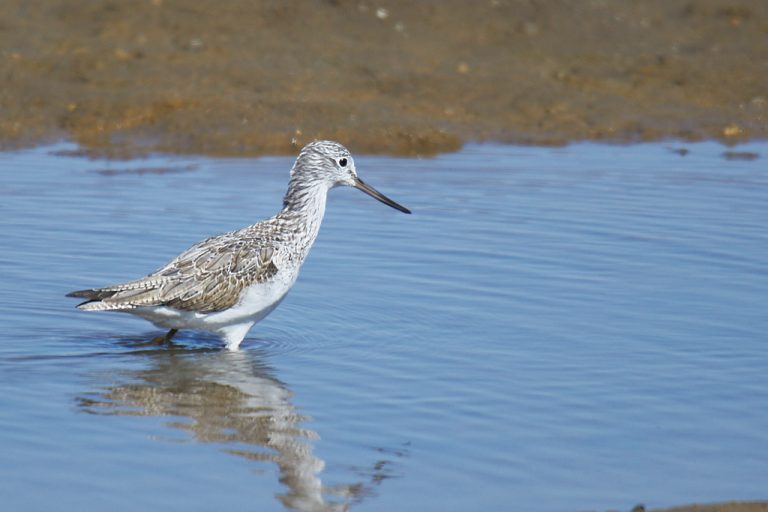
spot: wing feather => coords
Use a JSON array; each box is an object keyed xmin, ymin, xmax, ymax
[{"xmin": 69, "ymin": 225, "xmax": 281, "ymax": 313}]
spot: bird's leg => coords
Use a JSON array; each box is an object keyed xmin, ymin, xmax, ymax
[{"xmin": 152, "ymin": 329, "xmax": 178, "ymax": 345}]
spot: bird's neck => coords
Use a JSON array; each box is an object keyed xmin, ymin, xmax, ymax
[
  {"xmin": 281, "ymin": 178, "xmax": 329, "ymax": 217},
  {"xmin": 279, "ymin": 179, "xmax": 330, "ymax": 249}
]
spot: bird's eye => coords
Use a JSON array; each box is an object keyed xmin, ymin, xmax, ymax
[{"xmin": 338, "ymin": 158, "xmax": 348, "ymax": 167}]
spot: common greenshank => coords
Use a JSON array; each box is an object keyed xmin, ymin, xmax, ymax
[{"xmin": 67, "ymin": 140, "xmax": 411, "ymax": 349}]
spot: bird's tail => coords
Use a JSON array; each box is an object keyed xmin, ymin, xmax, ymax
[{"xmin": 67, "ymin": 288, "xmax": 120, "ymax": 310}]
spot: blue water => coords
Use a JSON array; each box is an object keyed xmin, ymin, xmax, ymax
[{"xmin": 0, "ymin": 142, "xmax": 766, "ymax": 511}]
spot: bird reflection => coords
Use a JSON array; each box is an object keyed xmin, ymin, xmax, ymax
[{"xmin": 77, "ymin": 341, "xmax": 398, "ymax": 511}]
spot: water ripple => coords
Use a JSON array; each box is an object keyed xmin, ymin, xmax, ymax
[{"xmin": 1, "ymin": 142, "xmax": 767, "ymax": 512}]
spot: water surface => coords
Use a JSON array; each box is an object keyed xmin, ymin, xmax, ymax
[{"xmin": 1, "ymin": 142, "xmax": 766, "ymax": 511}]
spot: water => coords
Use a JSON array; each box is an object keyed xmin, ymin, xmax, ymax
[{"xmin": 1, "ymin": 142, "xmax": 766, "ymax": 511}]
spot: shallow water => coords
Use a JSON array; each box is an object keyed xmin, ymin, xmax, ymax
[{"xmin": 1, "ymin": 142, "xmax": 766, "ymax": 511}]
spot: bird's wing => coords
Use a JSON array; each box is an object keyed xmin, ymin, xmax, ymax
[{"xmin": 68, "ymin": 228, "xmax": 279, "ymax": 313}]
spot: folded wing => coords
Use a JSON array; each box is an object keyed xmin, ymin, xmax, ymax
[{"xmin": 67, "ymin": 232, "xmax": 279, "ymax": 313}]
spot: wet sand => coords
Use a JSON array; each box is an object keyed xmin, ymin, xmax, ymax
[
  {"xmin": 1, "ymin": 0, "xmax": 767, "ymax": 156},
  {"xmin": 654, "ymin": 503, "xmax": 768, "ymax": 512}
]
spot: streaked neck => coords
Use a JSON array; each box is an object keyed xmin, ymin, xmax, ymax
[
  {"xmin": 279, "ymin": 180, "xmax": 329, "ymax": 257},
  {"xmin": 281, "ymin": 179, "xmax": 329, "ymax": 218}
]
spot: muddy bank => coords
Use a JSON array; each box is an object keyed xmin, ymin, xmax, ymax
[
  {"xmin": 1, "ymin": 0, "xmax": 767, "ymax": 156},
  {"xmin": 653, "ymin": 502, "xmax": 768, "ymax": 512}
]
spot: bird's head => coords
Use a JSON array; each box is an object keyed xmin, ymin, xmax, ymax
[{"xmin": 291, "ymin": 140, "xmax": 411, "ymax": 214}]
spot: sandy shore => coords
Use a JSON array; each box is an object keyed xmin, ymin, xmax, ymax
[
  {"xmin": 653, "ymin": 503, "xmax": 768, "ymax": 512},
  {"xmin": 1, "ymin": 0, "xmax": 766, "ymax": 156}
]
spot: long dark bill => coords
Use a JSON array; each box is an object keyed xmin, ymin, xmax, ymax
[{"xmin": 353, "ymin": 177, "xmax": 412, "ymax": 214}]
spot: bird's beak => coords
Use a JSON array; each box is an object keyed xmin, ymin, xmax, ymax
[{"xmin": 353, "ymin": 177, "xmax": 412, "ymax": 214}]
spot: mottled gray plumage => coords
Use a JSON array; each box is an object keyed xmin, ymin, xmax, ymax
[
  {"xmin": 68, "ymin": 140, "xmax": 411, "ymax": 350},
  {"xmin": 68, "ymin": 226, "xmax": 279, "ymax": 313}
]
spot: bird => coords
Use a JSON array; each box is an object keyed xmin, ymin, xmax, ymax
[{"xmin": 67, "ymin": 140, "xmax": 411, "ymax": 350}]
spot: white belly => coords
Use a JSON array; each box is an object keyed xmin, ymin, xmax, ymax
[{"xmin": 129, "ymin": 275, "xmax": 295, "ymax": 348}]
